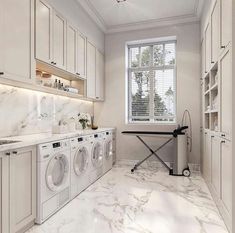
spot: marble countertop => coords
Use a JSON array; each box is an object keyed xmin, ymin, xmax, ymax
[{"xmin": 0, "ymin": 128, "xmax": 115, "ymax": 153}]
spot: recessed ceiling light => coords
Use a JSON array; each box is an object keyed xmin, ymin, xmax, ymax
[{"xmin": 116, "ymin": 0, "xmax": 126, "ymax": 3}]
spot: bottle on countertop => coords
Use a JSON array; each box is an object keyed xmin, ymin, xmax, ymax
[
  {"xmin": 58, "ymin": 80, "xmax": 61, "ymax": 89},
  {"xmin": 53, "ymin": 79, "xmax": 58, "ymax": 89}
]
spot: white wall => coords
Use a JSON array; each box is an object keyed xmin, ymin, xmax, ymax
[
  {"xmin": 94, "ymin": 22, "xmax": 201, "ymax": 164},
  {"xmin": 47, "ymin": 0, "xmax": 105, "ymax": 52}
]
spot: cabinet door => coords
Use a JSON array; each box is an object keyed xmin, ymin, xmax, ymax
[
  {"xmin": 87, "ymin": 41, "xmax": 96, "ymax": 99},
  {"xmin": 66, "ymin": 23, "xmax": 77, "ymax": 74},
  {"xmin": 0, "ymin": 155, "xmax": 9, "ymax": 233},
  {"xmin": 201, "ymin": 39, "xmax": 206, "ymax": 76},
  {"xmin": 205, "ymin": 23, "xmax": 211, "ymax": 72},
  {"xmin": 0, "ymin": 0, "xmax": 34, "ymax": 82},
  {"xmin": 77, "ymin": 33, "xmax": 86, "ymax": 79},
  {"xmin": 211, "ymin": 0, "xmax": 220, "ymax": 63},
  {"xmin": 9, "ymin": 147, "xmax": 36, "ymax": 233},
  {"xmin": 203, "ymin": 132, "xmax": 211, "ymax": 182},
  {"xmin": 211, "ymin": 135, "xmax": 221, "ymax": 196},
  {"xmin": 220, "ymin": 0, "xmax": 232, "ymax": 49},
  {"xmin": 221, "ymin": 140, "xmax": 232, "ymax": 215},
  {"xmin": 95, "ymin": 50, "xmax": 105, "ymax": 101},
  {"xmin": 35, "ymin": 0, "xmax": 53, "ymax": 64},
  {"xmin": 221, "ymin": 49, "xmax": 232, "ymax": 139},
  {"xmin": 53, "ymin": 11, "xmax": 66, "ymax": 70}
]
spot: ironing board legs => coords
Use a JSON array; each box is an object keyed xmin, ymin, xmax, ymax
[{"xmin": 131, "ymin": 136, "xmax": 174, "ymax": 174}]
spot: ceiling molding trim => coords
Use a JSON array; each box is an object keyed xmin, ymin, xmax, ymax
[
  {"xmin": 78, "ymin": 0, "xmax": 203, "ymax": 34},
  {"xmin": 106, "ymin": 14, "xmax": 200, "ymax": 34},
  {"xmin": 76, "ymin": 0, "xmax": 107, "ymax": 32}
]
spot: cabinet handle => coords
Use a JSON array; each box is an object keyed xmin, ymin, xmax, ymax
[
  {"xmin": 76, "ymin": 73, "xmax": 80, "ymax": 76},
  {"xmin": 0, "ymin": 72, "xmax": 4, "ymax": 75},
  {"xmin": 221, "ymin": 46, "xmax": 226, "ymax": 49},
  {"xmin": 54, "ymin": 62, "xmax": 57, "ymax": 65},
  {"xmin": 211, "ymin": 61, "xmax": 215, "ymax": 64},
  {"xmin": 221, "ymin": 134, "xmax": 225, "ymax": 137},
  {"xmin": 5, "ymin": 152, "xmax": 10, "ymax": 156},
  {"xmin": 221, "ymin": 140, "xmax": 226, "ymax": 144},
  {"xmin": 211, "ymin": 135, "xmax": 215, "ymax": 138},
  {"xmin": 12, "ymin": 151, "xmax": 18, "ymax": 154}
]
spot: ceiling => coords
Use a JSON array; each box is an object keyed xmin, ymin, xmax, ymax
[{"xmin": 77, "ymin": 0, "xmax": 205, "ymax": 33}]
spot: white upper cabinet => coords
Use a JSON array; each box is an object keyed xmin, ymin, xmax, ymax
[
  {"xmin": 220, "ymin": 49, "xmax": 232, "ymax": 139},
  {"xmin": 211, "ymin": 0, "xmax": 220, "ymax": 63},
  {"xmin": 76, "ymin": 33, "xmax": 87, "ymax": 79},
  {"xmin": 53, "ymin": 11, "xmax": 66, "ymax": 70},
  {"xmin": 220, "ymin": 0, "xmax": 232, "ymax": 50},
  {"xmin": 205, "ymin": 22, "xmax": 211, "ymax": 72},
  {"xmin": 66, "ymin": 23, "xmax": 77, "ymax": 75},
  {"xmin": 87, "ymin": 41, "xmax": 96, "ymax": 99},
  {"xmin": 35, "ymin": 0, "xmax": 53, "ymax": 64},
  {"xmin": 96, "ymin": 50, "xmax": 105, "ymax": 101},
  {"xmin": 0, "ymin": 0, "xmax": 34, "ymax": 82},
  {"xmin": 36, "ymin": 0, "xmax": 66, "ymax": 69},
  {"xmin": 201, "ymin": 39, "xmax": 206, "ymax": 76}
]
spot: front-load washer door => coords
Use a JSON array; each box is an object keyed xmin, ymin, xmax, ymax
[
  {"xmin": 46, "ymin": 154, "xmax": 69, "ymax": 192},
  {"xmin": 74, "ymin": 146, "xmax": 89, "ymax": 176},
  {"xmin": 91, "ymin": 142, "xmax": 103, "ymax": 168},
  {"xmin": 105, "ymin": 139, "xmax": 113, "ymax": 160}
]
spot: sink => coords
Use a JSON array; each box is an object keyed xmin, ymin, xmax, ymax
[{"xmin": 0, "ymin": 140, "xmax": 21, "ymax": 145}]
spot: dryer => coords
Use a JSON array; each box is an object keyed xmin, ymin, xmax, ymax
[
  {"xmin": 102, "ymin": 131, "xmax": 114, "ymax": 174},
  {"xmin": 89, "ymin": 133, "xmax": 104, "ymax": 184},
  {"xmin": 36, "ymin": 139, "xmax": 70, "ymax": 224},
  {"xmin": 70, "ymin": 135, "xmax": 92, "ymax": 199}
]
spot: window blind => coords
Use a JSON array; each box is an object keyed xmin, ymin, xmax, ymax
[{"xmin": 128, "ymin": 41, "xmax": 176, "ymax": 123}]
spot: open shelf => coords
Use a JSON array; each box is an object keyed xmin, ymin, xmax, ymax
[{"xmin": 203, "ymin": 61, "xmax": 220, "ymax": 132}]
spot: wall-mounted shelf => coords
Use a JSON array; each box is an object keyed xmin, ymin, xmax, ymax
[{"xmin": 0, "ymin": 76, "xmax": 92, "ymax": 102}]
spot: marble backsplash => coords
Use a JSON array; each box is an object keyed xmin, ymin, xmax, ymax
[{"xmin": 0, "ymin": 84, "xmax": 93, "ymax": 137}]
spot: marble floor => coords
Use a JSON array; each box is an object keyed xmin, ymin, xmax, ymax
[{"xmin": 27, "ymin": 163, "xmax": 228, "ymax": 233}]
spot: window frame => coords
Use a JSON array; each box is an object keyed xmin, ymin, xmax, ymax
[{"xmin": 127, "ymin": 40, "xmax": 177, "ymax": 124}]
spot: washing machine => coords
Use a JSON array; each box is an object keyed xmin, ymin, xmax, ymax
[
  {"xmin": 102, "ymin": 131, "xmax": 114, "ymax": 174},
  {"xmin": 36, "ymin": 139, "xmax": 71, "ymax": 224},
  {"xmin": 89, "ymin": 133, "xmax": 104, "ymax": 184},
  {"xmin": 70, "ymin": 135, "xmax": 92, "ymax": 199}
]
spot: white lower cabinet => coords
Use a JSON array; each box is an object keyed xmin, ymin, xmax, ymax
[
  {"xmin": 0, "ymin": 155, "xmax": 9, "ymax": 233},
  {"xmin": 1, "ymin": 146, "xmax": 36, "ymax": 233},
  {"xmin": 203, "ymin": 131, "xmax": 211, "ymax": 182},
  {"xmin": 204, "ymin": 133, "xmax": 232, "ymax": 230},
  {"xmin": 211, "ymin": 135, "xmax": 220, "ymax": 196},
  {"xmin": 220, "ymin": 139, "xmax": 232, "ymax": 216}
]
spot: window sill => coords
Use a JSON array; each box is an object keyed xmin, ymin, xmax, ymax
[{"xmin": 126, "ymin": 121, "xmax": 177, "ymax": 126}]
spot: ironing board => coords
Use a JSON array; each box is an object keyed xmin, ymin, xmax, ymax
[{"xmin": 122, "ymin": 126, "xmax": 189, "ymax": 176}]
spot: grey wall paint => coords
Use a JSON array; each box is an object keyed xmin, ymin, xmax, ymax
[{"xmin": 94, "ymin": 22, "xmax": 201, "ymax": 164}]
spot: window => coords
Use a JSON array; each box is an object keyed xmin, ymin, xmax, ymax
[{"xmin": 127, "ymin": 40, "xmax": 176, "ymax": 123}]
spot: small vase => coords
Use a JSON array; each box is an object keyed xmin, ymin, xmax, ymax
[{"xmin": 81, "ymin": 122, "xmax": 86, "ymax": 130}]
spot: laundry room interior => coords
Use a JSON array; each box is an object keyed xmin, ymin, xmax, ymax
[{"xmin": 0, "ymin": 0, "xmax": 235, "ymax": 233}]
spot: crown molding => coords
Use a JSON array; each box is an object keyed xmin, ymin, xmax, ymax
[
  {"xmin": 76, "ymin": 0, "xmax": 107, "ymax": 32},
  {"xmin": 77, "ymin": 0, "xmax": 205, "ymax": 34},
  {"xmin": 106, "ymin": 15, "xmax": 200, "ymax": 34}
]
